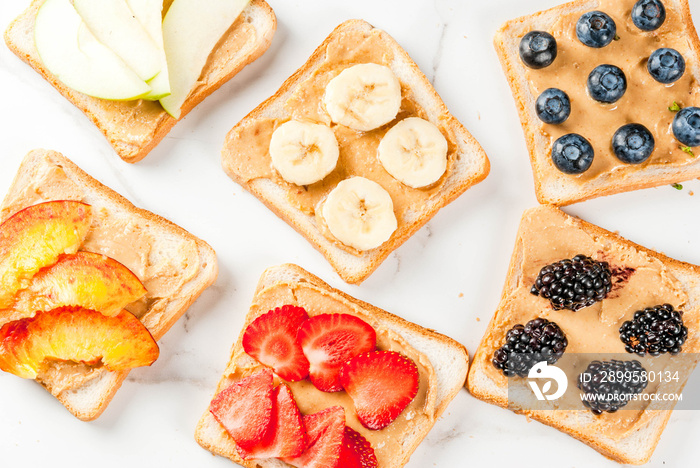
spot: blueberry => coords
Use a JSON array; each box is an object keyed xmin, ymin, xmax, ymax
[
  {"xmin": 576, "ymin": 11, "xmax": 616, "ymax": 48},
  {"xmin": 612, "ymin": 124, "xmax": 655, "ymax": 164},
  {"xmin": 632, "ymin": 0, "xmax": 666, "ymax": 31},
  {"xmin": 588, "ymin": 65, "xmax": 626, "ymax": 103},
  {"xmin": 552, "ymin": 134, "xmax": 594, "ymax": 174},
  {"xmin": 519, "ymin": 31, "xmax": 557, "ymax": 69},
  {"xmin": 536, "ymin": 88, "xmax": 571, "ymax": 124},
  {"xmin": 673, "ymin": 107, "xmax": 700, "ymax": 147},
  {"xmin": 647, "ymin": 48, "xmax": 685, "ymax": 84}
]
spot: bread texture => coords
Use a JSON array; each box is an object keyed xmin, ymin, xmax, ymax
[
  {"xmin": 466, "ymin": 205, "xmax": 700, "ymax": 464},
  {"xmin": 495, "ymin": 0, "xmax": 700, "ymax": 206},
  {"xmin": 221, "ymin": 19, "xmax": 490, "ymax": 284},
  {"xmin": 4, "ymin": 0, "xmax": 276, "ymax": 163},
  {"xmin": 0, "ymin": 149, "xmax": 218, "ymax": 420},
  {"xmin": 194, "ymin": 263, "xmax": 469, "ymax": 468}
]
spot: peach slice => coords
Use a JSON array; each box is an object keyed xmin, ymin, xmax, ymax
[
  {"xmin": 0, "ymin": 201, "xmax": 92, "ymax": 308},
  {"xmin": 0, "ymin": 306, "xmax": 158, "ymax": 379},
  {"xmin": 9, "ymin": 251, "xmax": 147, "ymax": 319}
]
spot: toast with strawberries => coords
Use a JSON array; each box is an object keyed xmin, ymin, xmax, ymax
[{"xmin": 194, "ymin": 263, "xmax": 469, "ymax": 468}]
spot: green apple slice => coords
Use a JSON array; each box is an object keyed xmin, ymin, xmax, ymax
[
  {"xmin": 125, "ymin": 0, "xmax": 171, "ymax": 100},
  {"xmin": 159, "ymin": 0, "xmax": 250, "ymax": 118},
  {"xmin": 72, "ymin": 0, "xmax": 162, "ymax": 82},
  {"xmin": 35, "ymin": 0, "xmax": 151, "ymax": 101}
]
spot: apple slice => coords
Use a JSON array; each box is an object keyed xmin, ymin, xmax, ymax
[
  {"xmin": 159, "ymin": 0, "xmax": 250, "ymax": 118},
  {"xmin": 72, "ymin": 0, "xmax": 163, "ymax": 82},
  {"xmin": 35, "ymin": 0, "xmax": 151, "ymax": 100},
  {"xmin": 0, "ymin": 307, "xmax": 159, "ymax": 379},
  {"xmin": 10, "ymin": 252, "xmax": 147, "ymax": 319},
  {"xmin": 125, "ymin": 0, "xmax": 171, "ymax": 100},
  {"xmin": 0, "ymin": 201, "xmax": 92, "ymax": 309}
]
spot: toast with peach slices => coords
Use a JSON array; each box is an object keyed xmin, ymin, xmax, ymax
[
  {"xmin": 195, "ymin": 263, "xmax": 468, "ymax": 468},
  {"xmin": 0, "ymin": 149, "xmax": 217, "ymax": 420}
]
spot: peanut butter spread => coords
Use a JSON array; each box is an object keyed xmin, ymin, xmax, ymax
[
  {"xmin": 478, "ymin": 207, "xmax": 699, "ymax": 439},
  {"xmin": 525, "ymin": 0, "xmax": 699, "ymax": 181},
  {"xmin": 0, "ymin": 154, "xmax": 200, "ymax": 393},
  {"xmin": 225, "ymin": 28, "xmax": 459, "ymax": 253},
  {"xmin": 219, "ymin": 281, "xmax": 437, "ymax": 467}
]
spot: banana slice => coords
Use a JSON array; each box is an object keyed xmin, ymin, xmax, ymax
[
  {"xmin": 378, "ymin": 117, "xmax": 448, "ymax": 188},
  {"xmin": 323, "ymin": 63, "xmax": 402, "ymax": 132},
  {"xmin": 321, "ymin": 177, "xmax": 397, "ymax": 251},
  {"xmin": 269, "ymin": 120, "xmax": 340, "ymax": 186}
]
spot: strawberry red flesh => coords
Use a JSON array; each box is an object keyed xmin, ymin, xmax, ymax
[
  {"xmin": 209, "ymin": 368, "xmax": 274, "ymax": 451},
  {"xmin": 283, "ymin": 406, "xmax": 345, "ymax": 468},
  {"xmin": 297, "ymin": 313, "xmax": 376, "ymax": 392},
  {"xmin": 240, "ymin": 383, "xmax": 308, "ymax": 460},
  {"xmin": 339, "ymin": 351, "xmax": 419, "ymax": 430},
  {"xmin": 243, "ymin": 304, "xmax": 310, "ymax": 381},
  {"xmin": 338, "ymin": 426, "xmax": 378, "ymax": 468}
]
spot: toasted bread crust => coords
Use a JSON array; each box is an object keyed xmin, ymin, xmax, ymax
[
  {"xmin": 221, "ymin": 19, "xmax": 490, "ymax": 284},
  {"xmin": 0, "ymin": 149, "xmax": 219, "ymax": 420},
  {"xmin": 466, "ymin": 205, "xmax": 700, "ymax": 464},
  {"xmin": 194, "ymin": 263, "xmax": 469, "ymax": 468},
  {"xmin": 494, "ymin": 0, "xmax": 700, "ymax": 206},
  {"xmin": 4, "ymin": 0, "xmax": 276, "ymax": 163}
]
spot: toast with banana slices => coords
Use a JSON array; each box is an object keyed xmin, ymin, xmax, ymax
[{"xmin": 221, "ymin": 19, "xmax": 490, "ymax": 284}]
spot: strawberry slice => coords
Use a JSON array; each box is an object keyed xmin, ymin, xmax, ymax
[
  {"xmin": 209, "ymin": 368, "xmax": 274, "ymax": 451},
  {"xmin": 297, "ymin": 313, "xmax": 376, "ymax": 392},
  {"xmin": 339, "ymin": 351, "xmax": 419, "ymax": 430},
  {"xmin": 242, "ymin": 305, "xmax": 310, "ymax": 381},
  {"xmin": 240, "ymin": 384, "xmax": 308, "ymax": 460},
  {"xmin": 338, "ymin": 426, "xmax": 378, "ymax": 468},
  {"xmin": 283, "ymin": 406, "xmax": 346, "ymax": 468}
]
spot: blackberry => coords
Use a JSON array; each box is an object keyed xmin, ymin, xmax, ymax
[
  {"xmin": 578, "ymin": 360, "xmax": 648, "ymax": 414},
  {"xmin": 492, "ymin": 318, "xmax": 568, "ymax": 377},
  {"xmin": 531, "ymin": 255, "xmax": 612, "ymax": 311},
  {"xmin": 619, "ymin": 304, "xmax": 688, "ymax": 356}
]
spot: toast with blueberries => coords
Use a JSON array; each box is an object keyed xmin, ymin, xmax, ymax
[
  {"xmin": 194, "ymin": 263, "xmax": 469, "ymax": 468},
  {"xmin": 495, "ymin": 0, "xmax": 700, "ymax": 205},
  {"xmin": 221, "ymin": 19, "xmax": 490, "ymax": 284},
  {"xmin": 467, "ymin": 205, "xmax": 700, "ymax": 464}
]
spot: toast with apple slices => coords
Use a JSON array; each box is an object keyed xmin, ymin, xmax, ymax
[
  {"xmin": 0, "ymin": 149, "xmax": 218, "ymax": 420},
  {"xmin": 221, "ymin": 19, "xmax": 489, "ymax": 284},
  {"xmin": 195, "ymin": 263, "xmax": 469, "ymax": 468},
  {"xmin": 4, "ymin": 0, "xmax": 276, "ymax": 163}
]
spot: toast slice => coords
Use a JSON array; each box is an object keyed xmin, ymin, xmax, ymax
[
  {"xmin": 221, "ymin": 19, "xmax": 490, "ymax": 284},
  {"xmin": 195, "ymin": 263, "xmax": 469, "ymax": 468},
  {"xmin": 495, "ymin": 0, "xmax": 700, "ymax": 205},
  {"xmin": 466, "ymin": 205, "xmax": 700, "ymax": 464},
  {"xmin": 4, "ymin": 0, "xmax": 276, "ymax": 163},
  {"xmin": 0, "ymin": 149, "xmax": 218, "ymax": 420}
]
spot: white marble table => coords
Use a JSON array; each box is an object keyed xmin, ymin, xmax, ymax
[{"xmin": 1, "ymin": 0, "xmax": 700, "ymax": 466}]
